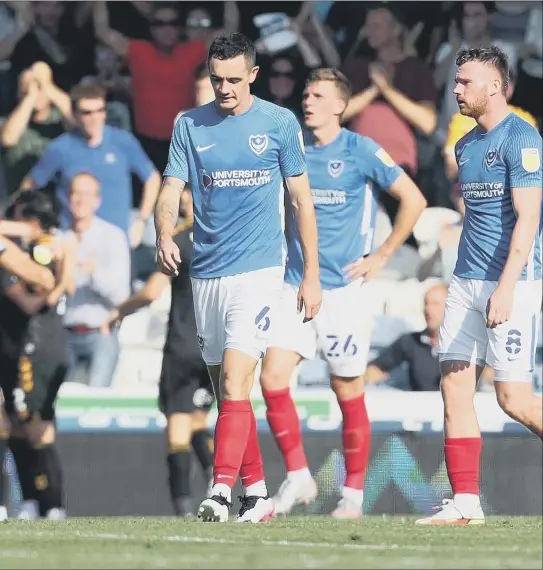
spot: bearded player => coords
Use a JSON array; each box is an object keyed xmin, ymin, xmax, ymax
[{"xmin": 417, "ymin": 46, "xmax": 542, "ymax": 525}]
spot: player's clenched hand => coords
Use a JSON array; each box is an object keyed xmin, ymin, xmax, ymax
[
  {"xmin": 297, "ymin": 276, "xmax": 322, "ymax": 323},
  {"xmin": 486, "ymin": 284, "xmax": 514, "ymax": 329},
  {"xmin": 344, "ymin": 252, "xmax": 388, "ymax": 282},
  {"xmin": 157, "ymin": 233, "xmax": 181, "ymax": 277}
]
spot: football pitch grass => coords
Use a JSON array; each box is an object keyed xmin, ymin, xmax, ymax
[{"xmin": 0, "ymin": 516, "xmax": 541, "ymax": 569}]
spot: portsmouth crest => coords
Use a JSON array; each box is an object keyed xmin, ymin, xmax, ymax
[
  {"xmin": 249, "ymin": 134, "xmax": 269, "ymax": 155},
  {"xmin": 485, "ymin": 149, "xmax": 498, "ymax": 168},
  {"xmin": 328, "ymin": 160, "xmax": 344, "ymax": 178}
]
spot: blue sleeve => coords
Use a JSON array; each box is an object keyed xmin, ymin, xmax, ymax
[
  {"xmin": 118, "ymin": 131, "xmax": 155, "ymax": 182},
  {"xmin": 505, "ymin": 127, "xmax": 543, "ymax": 188},
  {"xmin": 30, "ymin": 140, "xmax": 62, "ymax": 187},
  {"xmin": 163, "ymin": 116, "xmax": 189, "ymax": 181},
  {"xmin": 278, "ymin": 110, "xmax": 306, "ymax": 178},
  {"xmin": 357, "ymin": 136, "xmax": 403, "ymax": 191}
]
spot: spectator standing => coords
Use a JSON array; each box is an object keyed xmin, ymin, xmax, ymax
[
  {"xmin": 93, "ymin": 1, "xmax": 238, "ymax": 174},
  {"xmin": 63, "ymin": 173, "xmax": 130, "ymax": 388},
  {"xmin": 341, "ymin": 4, "xmax": 437, "ymax": 227},
  {"xmin": 21, "ymin": 83, "xmax": 160, "ymax": 248},
  {"xmin": 0, "ymin": 1, "xmax": 95, "ymax": 92},
  {"xmin": 0, "ymin": 62, "xmax": 72, "ymax": 195},
  {"xmin": 80, "ymin": 44, "xmax": 132, "ymax": 131},
  {"xmin": 434, "ymin": 1, "xmax": 518, "ymax": 143},
  {"xmin": 259, "ymin": 55, "xmax": 305, "ymax": 122}
]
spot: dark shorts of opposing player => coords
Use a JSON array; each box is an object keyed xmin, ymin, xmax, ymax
[
  {"xmin": 158, "ymin": 352, "xmax": 214, "ymax": 417},
  {"xmin": 0, "ymin": 326, "xmax": 68, "ymax": 424}
]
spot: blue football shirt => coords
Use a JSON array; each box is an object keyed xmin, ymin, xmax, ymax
[
  {"xmin": 455, "ymin": 112, "xmax": 543, "ymax": 281},
  {"xmin": 284, "ymin": 128, "xmax": 403, "ymax": 289},
  {"xmin": 30, "ymin": 126, "xmax": 155, "ymax": 233},
  {"xmin": 164, "ymin": 97, "xmax": 306, "ymax": 278}
]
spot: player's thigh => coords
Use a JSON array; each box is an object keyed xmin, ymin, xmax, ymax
[
  {"xmin": 191, "ymin": 276, "xmax": 223, "ymax": 366},
  {"xmin": 315, "ymin": 281, "xmax": 373, "ymax": 378},
  {"xmin": 438, "ymin": 276, "xmax": 487, "ymax": 368},
  {"xmin": 223, "ymin": 266, "xmax": 285, "ymax": 361},
  {"xmin": 263, "ymin": 283, "xmax": 317, "ymax": 364},
  {"xmin": 485, "ymin": 280, "xmax": 542, "ymax": 383}
]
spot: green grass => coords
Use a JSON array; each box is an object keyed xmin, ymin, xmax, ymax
[{"xmin": 0, "ymin": 516, "xmax": 541, "ymax": 569}]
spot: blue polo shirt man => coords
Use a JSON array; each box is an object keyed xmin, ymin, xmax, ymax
[{"xmin": 26, "ymin": 83, "xmax": 157, "ymax": 234}]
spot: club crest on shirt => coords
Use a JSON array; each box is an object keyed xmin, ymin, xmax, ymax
[
  {"xmin": 249, "ymin": 134, "xmax": 269, "ymax": 155},
  {"xmin": 328, "ymin": 160, "xmax": 344, "ymax": 178},
  {"xmin": 199, "ymin": 169, "xmax": 213, "ymax": 190},
  {"xmin": 521, "ymin": 148, "xmax": 540, "ymax": 173},
  {"xmin": 485, "ymin": 149, "xmax": 498, "ymax": 168}
]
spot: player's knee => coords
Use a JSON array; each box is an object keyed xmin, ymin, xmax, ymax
[
  {"xmin": 441, "ymin": 371, "xmax": 475, "ymax": 411},
  {"xmin": 331, "ymin": 375, "xmax": 364, "ymax": 400},
  {"xmin": 496, "ymin": 387, "xmax": 530, "ymax": 421},
  {"xmin": 167, "ymin": 414, "xmax": 192, "ymax": 451},
  {"xmin": 260, "ymin": 363, "xmax": 291, "ymax": 392},
  {"xmin": 190, "ymin": 410, "xmax": 208, "ymax": 432},
  {"xmin": 221, "ymin": 369, "xmax": 253, "ymax": 400}
]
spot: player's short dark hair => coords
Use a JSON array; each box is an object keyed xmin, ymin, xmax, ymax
[
  {"xmin": 6, "ymin": 190, "xmax": 59, "ymax": 231},
  {"xmin": 306, "ymin": 68, "xmax": 352, "ymax": 103},
  {"xmin": 455, "ymin": 45, "xmax": 510, "ymax": 94},
  {"xmin": 207, "ymin": 33, "xmax": 256, "ymax": 69},
  {"xmin": 194, "ymin": 61, "xmax": 209, "ymax": 81},
  {"xmin": 71, "ymin": 82, "xmax": 107, "ymax": 110}
]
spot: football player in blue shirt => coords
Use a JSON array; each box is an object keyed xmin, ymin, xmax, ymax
[
  {"xmin": 259, "ymin": 68, "xmax": 427, "ymax": 518},
  {"xmin": 417, "ymin": 46, "xmax": 543, "ymax": 526},
  {"xmin": 155, "ymin": 33, "xmax": 321, "ymax": 523}
]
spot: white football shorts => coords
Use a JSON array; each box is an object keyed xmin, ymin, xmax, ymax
[
  {"xmin": 268, "ymin": 279, "xmax": 373, "ymax": 377},
  {"xmin": 439, "ymin": 275, "xmax": 542, "ymax": 382},
  {"xmin": 191, "ymin": 266, "xmax": 284, "ymax": 365}
]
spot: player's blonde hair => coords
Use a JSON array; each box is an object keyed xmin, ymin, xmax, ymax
[{"xmin": 305, "ymin": 68, "xmax": 352, "ymax": 104}]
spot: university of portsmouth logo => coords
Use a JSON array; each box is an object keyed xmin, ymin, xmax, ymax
[
  {"xmin": 485, "ymin": 149, "xmax": 498, "ymax": 168},
  {"xmin": 328, "ymin": 160, "xmax": 344, "ymax": 179},
  {"xmin": 249, "ymin": 134, "xmax": 269, "ymax": 155},
  {"xmin": 199, "ymin": 169, "xmax": 213, "ymax": 190}
]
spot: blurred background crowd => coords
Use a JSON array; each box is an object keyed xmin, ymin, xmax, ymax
[{"xmin": 0, "ymin": 0, "xmax": 541, "ymax": 393}]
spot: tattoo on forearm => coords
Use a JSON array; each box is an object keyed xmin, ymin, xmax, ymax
[{"xmin": 155, "ymin": 177, "xmax": 186, "ymax": 235}]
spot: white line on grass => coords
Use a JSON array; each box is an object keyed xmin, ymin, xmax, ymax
[{"xmin": 5, "ymin": 529, "xmax": 536, "ymax": 554}]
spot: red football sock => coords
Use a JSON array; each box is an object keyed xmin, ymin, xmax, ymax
[
  {"xmin": 339, "ymin": 394, "xmax": 371, "ymax": 490},
  {"xmin": 239, "ymin": 408, "xmax": 265, "ymax": 487},
  {"xmin": 444, "ymin": 437, "xmax": 482, "ymax": 495},
  {"xmin": 213, "ymin": 400, "xmax": 252, "ymax": 488},
  {"xmin": 263, "ymin": 388, "xmax": 308, "ymax": 472}
]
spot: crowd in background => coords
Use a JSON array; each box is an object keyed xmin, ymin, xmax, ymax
[{"xmin": 0, "ymin": 0, "xmax": 541, "ymax": 391}]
